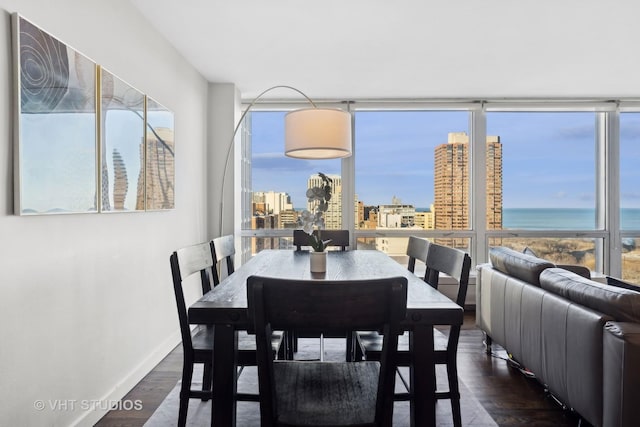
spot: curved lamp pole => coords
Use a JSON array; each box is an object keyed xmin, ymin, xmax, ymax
[{"xmin": 218, "ymin": 85, "xmax": 351, "ymax": 235}]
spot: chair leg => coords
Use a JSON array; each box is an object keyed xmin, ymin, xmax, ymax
[
  {"xmin": 285, "ymin": 331, "xmax": 295, "ymax": 360},
  {"xmin": 484, "ymin": 333, "xmax": 493, "ymax": 355},
  {"xmin": 276, "ymin": 334, "xmax": 287, "ymax": 360},
  {"xmin": 446, "ymin": 359, "xmax": 462, "ymax": 427},
  {"xmin": 345, "ymin": 332, "xmax": 354, "ymax": 362},
  {"xmin": 201, "ymin": 362, "xmax": 212, "ymax": 401},
  {"xmin": 179, "ymin": 360, "xmax": 194, "ymax": 427}
]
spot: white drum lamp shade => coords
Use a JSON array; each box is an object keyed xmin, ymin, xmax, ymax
[{"xmin": 284, "ymin": 108, "xmax": 352, "ymax": 159}]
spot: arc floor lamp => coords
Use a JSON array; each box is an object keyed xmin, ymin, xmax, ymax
[{"xmin": 218, "ymin": 85, "xmax": 352, "ymax": 234}]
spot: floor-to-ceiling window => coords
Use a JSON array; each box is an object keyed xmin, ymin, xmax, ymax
[
  {"xmin": 620, "ymin": 111, "xmax": 640, "ymax": 282},
  {"xmin": 485, "ymin": 110, "xmax": 602, "ymax": 271},
  {"xmin": 352, "ymin": 110, "xmax": 471, "ymax": 269},
  {"xmin": 240, "ymin": 101, "xmax": 634, "ymax": 280},
  {"xmin": 241, "ymin": 110, "xmax": 341, "ymax": 256}
]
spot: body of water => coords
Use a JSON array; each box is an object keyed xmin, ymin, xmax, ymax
[
  {"xmin": 503, "ymin": 208, "xmax": 640, "ymax": 230},
  {"xmin": 414, "ymin": 207, "xmax": 640, "ymax": 230}
]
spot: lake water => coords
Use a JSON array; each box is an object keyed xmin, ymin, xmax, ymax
[
  {"xmin": 412, "ymin": 207, "xmax": 640, "ymax": 230},
  {"xmin": 502, "ymin": 208, "xmax": 640, "ymax": 230}
]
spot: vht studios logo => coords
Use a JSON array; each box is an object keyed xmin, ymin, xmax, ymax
[{"xmin": 33, "ymin": 399, "xmax": 143, "ymax": 411}]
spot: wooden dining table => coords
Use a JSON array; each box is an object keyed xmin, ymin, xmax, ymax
[{"xmin": 188, "ymin": 249, "xmax": 464, "ymax": 427}]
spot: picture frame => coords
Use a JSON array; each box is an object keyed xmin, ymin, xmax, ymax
[
  {"xmin": 13, "ymin": 14, "xmax": 98, "ymax": 215},
  {"xmin": 100, "ymin": 68, "xmax": 146, "ymax": 212},
  {"xmin": 144, "ymin": 96, "xmax": 175, "ymax": 210}
]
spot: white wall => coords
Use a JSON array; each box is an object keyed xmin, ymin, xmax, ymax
[{"xmin": 0, "ymin": 1, "xmax": 209, "ymax": 425}]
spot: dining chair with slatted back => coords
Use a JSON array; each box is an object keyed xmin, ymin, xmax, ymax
[
  {"xmin": 356, "ymin": 242, "xmax": 471, "ymax": 427},
  {"xmin": 293, "ymin": 229, "xmax": 349, "ymax": 251},
  {"xmin": 247, "ymin": 275, "xmax": 407, "ymax": 427},
  {"xmin": 210, "ymin": 234, "xmax": 235, "ymax": 286},
  {"xmin": 353, "ymin": 236, "xmax": 430, "ymax": 360},
  {"xmin": 169, "ymin": 242, "xmax": 217, "ymax": 426},
  {"xmin": 422, "ymin": 242, "xmax": 471, "ymax": 427},
  {"xmin": 170, "ymin": 242, "xmax": 284, "ymax": 426},
  {"xmin": 406, "ymin": 235, "xmax": 431, "ymax": 279},
  {"xmin": 291, "ymin": 229, "xmax": 351, "ymax": 359}
]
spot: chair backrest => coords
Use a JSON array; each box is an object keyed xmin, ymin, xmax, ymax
[
  {"xmin": 293, "ymin": 229, "xmax": 350, "ymax": 251},
  {"xmin": 247, "ymin": 275, "xmax": 407, "ymax": 424},
  {"xmin": 406, "ymin": 236, "xmax": 430, "ymax": 278},
  {"xmin": 211, "ymin": 235, "xmax": 235, "ymax": 286},
  {"xmin": 424, "ymin": 243, "xmax": 471, "ymax": 355},
  {"xmin": 169, "ymin": 242, "xmax": 215, "ymax": 352},
  {"xmin": 424, "ymin": 243, "xmax": 471, "ymax": 307}
]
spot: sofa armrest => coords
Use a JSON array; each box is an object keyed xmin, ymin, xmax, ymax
[{"xmin": 603, "ymin": 321, "xmax": 640, "ymax": 427}]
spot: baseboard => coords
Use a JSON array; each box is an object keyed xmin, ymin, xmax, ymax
[{"xmin": 70, "ymin": 329, "xmax": 182, "ymax": 427}]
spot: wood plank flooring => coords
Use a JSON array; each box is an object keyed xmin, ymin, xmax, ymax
[{"xmin": 96, "ymin": 312, "xmax": 587, "ymax": 427}]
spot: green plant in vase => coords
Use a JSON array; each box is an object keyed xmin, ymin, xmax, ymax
[{"xmin": 298, "ymin": 172, "xmax": 332, "ymax": 252}]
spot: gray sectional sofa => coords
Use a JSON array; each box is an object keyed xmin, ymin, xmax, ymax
[{"xmin": 476, "ymin": 246, "xmax": 640, "ymax": 427}]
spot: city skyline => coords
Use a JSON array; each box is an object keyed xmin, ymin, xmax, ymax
[{"xmin": 250, "ymin": 111, "xmax": 640, "ymax": 210}]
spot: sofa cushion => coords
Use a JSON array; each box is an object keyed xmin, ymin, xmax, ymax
[
  {"xmin": 519, "ymin": 246, "xmax": 591, "ymax": 279},
  {"xmin": 489, "ymin": 246, "xmax": 555, "ymax": 286},
  {"xmin": 607, "ymin": 276, "xmax": 640, "ymax": 292},
  {"xmin": 557, "ymin": 264, "xmax": 591, "ymax": 279},
  {"xmin": 540, "ymin": 268, "xmax": 640, "ymax": 323}
]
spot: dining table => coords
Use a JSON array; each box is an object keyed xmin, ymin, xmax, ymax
[{"xmin": 188, "ymin": 249, "xmax": 464, "ymax": 427}]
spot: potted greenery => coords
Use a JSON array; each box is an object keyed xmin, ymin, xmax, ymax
[{"xmin": 298, "ymin": 172, "xmax": 333, "ymax": 272}]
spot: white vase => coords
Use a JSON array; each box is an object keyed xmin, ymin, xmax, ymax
[{"xmin": 310, "ymin": 251, "xmax": 327, "ymax": 273}]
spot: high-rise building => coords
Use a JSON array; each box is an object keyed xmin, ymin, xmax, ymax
[
  {"xmin": 434, "ymin": 132, "xmax": 502, "ymax": 233},
  {"xmin": 414, "ymin": 204, "xmax": 435, "ymax": 230},
  {"xmin": 486, "ymin": 137, "xmax": 503, "ymax": 230},
  {"xmin": 137, "ymin": 127, "xmax": 175, "ymax": 210},
  {"xmin": 378, "ymin": 197, "xmax": 416, "ymax": 228},
  {"xmin": 278, "ymin": 209, "xmax": 298, "ymax": 229},
  {"xmin": 307, "ymin": 173, "xmax": 342, "ymax": 229},
  {"xmin": 112, "ymin": 148, "xmax": 128, "ymax": 210},
  {"xmin": 253, "ymin": 191, "xmax": 292, "ymax": 215}
]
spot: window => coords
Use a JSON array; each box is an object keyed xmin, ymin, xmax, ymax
[
  {"xmin": 249, "ymin": 111, "xmax": 340, "ymax": 233},
  {"xmin": 354, "ymin": 111, "xmax": 469, "ymax": 235},
  {"xmin": 241, "ymin": 102, "xmax": 629, "ymax": 280},
  {"xmin": 486, "ymin": 112, "xmax": 598, "ymax": 228},
  {"xmin": 619, "ymin": 112, "xmax": 640, "ymax": 282}
]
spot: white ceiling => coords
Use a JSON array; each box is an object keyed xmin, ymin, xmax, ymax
[{"xmin": 130, "ymin": 0, "xmax": 640, "ymax": 101}]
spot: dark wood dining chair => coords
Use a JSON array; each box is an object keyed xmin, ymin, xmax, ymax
[
  {"xmin": 357, "ymin": 242, "xmax": 471, "ymax": 427},
  {"xmin": 354, "ymin": 236, "xmax": 430, "ymax": 360},
  {"xmin": 289, "ymin": 229, "xmax": 351, "ymax": 359},
  {"xmin": 247, "ymin": 275, "xmax": 408, "ymax": 427},
  {"xmin": 406, "ymin": 235, "xmax": 431, "ymax": 278},
  {"xmin": 293, "ymin": 229, "xmax": 349, "ymax": 251},
  {"xmin": 210, "ymin": 234, "xmax": 235, "ymax": 286},
  {"xmin": 211, "ymin": 235, "xmax": 287, "ymax": 360},
  {"xmin": 170, "ymin": 242, "xmax": 283, "ymax": 426}
]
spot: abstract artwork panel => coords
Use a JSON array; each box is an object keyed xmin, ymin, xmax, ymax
[
  {"xmin": 100, "ymin": 68, "xmax": 145, "ymax": 212},
  {"xmin": 14, "ymin": 14, "xmax": 97, "ymax": 214},
  {"xmin": 145, "ymin": 97, "xmax": 175, "ymax": 210}
]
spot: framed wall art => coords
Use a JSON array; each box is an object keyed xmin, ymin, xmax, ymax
[
  {"xmin": 144, "ymin": 97, "xmax": 175, "ymax": 210},
  {"xmin": 100, "ymin": 68, "xmax": 145, "ymax": 212},
  {"xmin": 13, "ymin": 14, "xmax": 98, "ymax": 215},
  {"xmin": 12, "ymin": 13, "xmax": 175, "ymax": 215}
]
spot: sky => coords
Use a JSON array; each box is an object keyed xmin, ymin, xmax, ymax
[
  {"xmin": 20, "ymin": 107, "xmax": 173, "ymax": 213},
  {"xmin": 251, "ymin": 110, "xmax": 640, "ymax": 210}
]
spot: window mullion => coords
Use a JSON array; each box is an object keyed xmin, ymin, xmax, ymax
[{"xmin": 606, "ymin": 110, "xmax": 622, "ymax": 276}]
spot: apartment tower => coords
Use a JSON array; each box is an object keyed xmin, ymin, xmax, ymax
[
  {"xmin": 307, "ymin": 173, "xmax": 342, "ymax": 229},
  {"xmin": 434, "ymin": 132, "xmax": 502, "ymax": 234}
]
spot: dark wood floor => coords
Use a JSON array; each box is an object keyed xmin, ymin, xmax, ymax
[{"xmin": 96, "ymin": 311, "xmax": 587, "ymax": 426}]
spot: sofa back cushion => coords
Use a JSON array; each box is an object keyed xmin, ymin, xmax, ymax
[
  {"xmin": 607, "ymin": 276, "xmax": 640, "ymax": 292},
  {"xmin": 540, "ymin": 268, "xmax": 640, "ymax": 323},
  {"xmin": 489, "ymin": 246, "xmax": 555, "ymax": 286}
]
